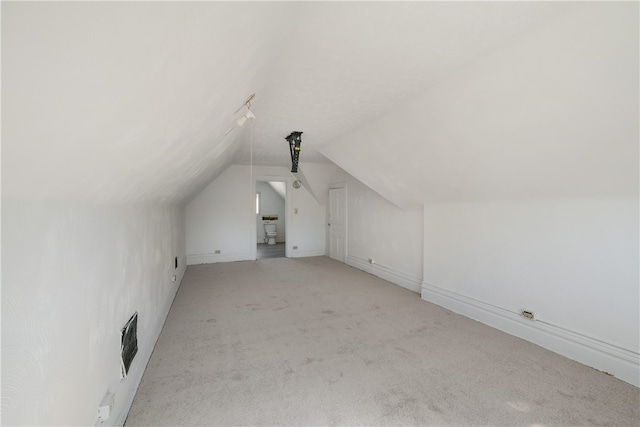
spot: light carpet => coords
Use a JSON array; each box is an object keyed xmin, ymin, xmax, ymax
[{"xmin": 126, "ymin": 257, "xmax": 639, "ymax": 426}]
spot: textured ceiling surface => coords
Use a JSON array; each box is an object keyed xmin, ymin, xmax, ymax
[
  {"xmin": 232, "ymin": 2, "xmax": 572, "ymax": 166},
  {"xmin": 318, "ymin": 2, "xmax": 638, "ymax": 209},
  {"xmin": 3, "ymin": 2, "xmax": 579, "ymax": 204}
]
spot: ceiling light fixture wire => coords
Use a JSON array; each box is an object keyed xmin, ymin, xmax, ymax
[{"xmin": 249, "ymin": 97, "xmax": 255, "ymax": 252}]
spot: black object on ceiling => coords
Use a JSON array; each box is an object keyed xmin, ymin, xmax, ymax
[{"xmin": 285, "ymin": 131, "xmax": 303, "ymax": 173}]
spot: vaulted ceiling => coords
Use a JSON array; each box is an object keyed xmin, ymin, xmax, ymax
[{"xmin": 3, "ymin": 2, "xmax": 636, "ymax": 207}]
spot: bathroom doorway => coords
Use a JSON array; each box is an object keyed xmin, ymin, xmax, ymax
[{"xmin": 256, "ymin": 180, "xmax": 286, "ymax": 259}]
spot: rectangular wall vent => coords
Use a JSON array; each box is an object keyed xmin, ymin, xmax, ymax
[{"xmin": 120, "ymin": 312, "xmax": 138, "ymax": 377}]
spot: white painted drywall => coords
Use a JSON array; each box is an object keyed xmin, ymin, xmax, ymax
[
  {"xmin": 329, "ymin": 169, "xmax": 423, "ymax": 293},
  {"xmin": 423, "ymin": 197, "xmax": 639, "ymax": 385},
  {"xmin": 296, "ymin": 162, "xmax": 343, "ymax": 206},
  {"xmin": 312, "ymin": 3, "xmax": 639, "ymax": 385},
  {"xmin": 1, "ymin": 199, "xmax": 186, "ymax": 426},
  {"xmin": 257, "ymin": 181, "xmax": 286, "ymax": 243},
  {"xmin": 186, "ymin": 165, "xmax": 326, "ymax": 263},
  {"xmin": 185, "ymin": 165, "xmax": 253, "ymax": 263},
  {"xmin": 288, "ymin": 177, "xmax": 327, "ymax": 258}
]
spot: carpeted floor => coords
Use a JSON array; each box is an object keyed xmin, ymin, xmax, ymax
[{"xmin": 126, "ymin": 257, "xmax": 639, "ymax": 426}]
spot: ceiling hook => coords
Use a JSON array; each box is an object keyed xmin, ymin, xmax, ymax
[{"xmin": 244, "ymin": 93, "xmax": 256, "ymax": 109}]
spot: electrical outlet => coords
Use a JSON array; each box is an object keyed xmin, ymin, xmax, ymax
[
  {"xmin": 522, "ymin": 310, "xmax": 535, "ymax": 320},
  {"xmin": 171, "ymin": 275, "xmax": 176, "ymax": 283},
  {"xmin": 368, "ymin": 258, "xmax": 374, "ymax": 264},
  {"xmin": 97, "ymin": 392, "xmax": 114, "ymax": 422},
  {"xmin": 214, "ymin": 250, "xmax": 221, "ymax": 254}
]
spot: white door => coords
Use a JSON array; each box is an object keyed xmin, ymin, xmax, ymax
[{"xmin": 328, "ymin": 187, "xmax": 346, "ymax": 262}]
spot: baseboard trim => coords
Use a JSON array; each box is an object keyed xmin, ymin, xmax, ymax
[
  {"xmin": 289, "ymin": 249, "xmax": 325, "ymax": 258},
  {"xmin": 113, "ymin": 267, "xmax": 185, "ymax": 426},
  {"xmin": 187, "ymin": 253, "xmax": 252, "ymax": 265},
  {"xmin": 421, "ymin": 281, "xmax": 640, "ymax": 387},
  {"xmin": 347, "ymin": 255, "xmax": 421, "ymax": 294}
]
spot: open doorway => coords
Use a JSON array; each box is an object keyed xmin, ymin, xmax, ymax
[{"xmin": 256, "ymin": 180, "xmax": 286, "ymax": 259}]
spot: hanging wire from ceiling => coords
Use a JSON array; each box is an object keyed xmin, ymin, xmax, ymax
[
  {"xmin": 225, "ymin": 92, "xmax": 256, "ymax": 249},
  {"xmin": 249, "ymin": 96, "xmax": 255, "ymax": 252}
]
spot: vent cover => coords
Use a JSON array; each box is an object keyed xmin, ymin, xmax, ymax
[{"xmin": 120, "ymin": 312, "xmax": 138, "ymax": 377}]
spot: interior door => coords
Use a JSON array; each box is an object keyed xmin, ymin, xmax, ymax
[{"xmin": 328, "ymin": 187, "xmax": 346, "ymax": 262}]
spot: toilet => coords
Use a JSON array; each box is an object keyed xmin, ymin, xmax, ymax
[{"xmin": 264, "ymin": 223, "xmax": 277, "ymax": 245}]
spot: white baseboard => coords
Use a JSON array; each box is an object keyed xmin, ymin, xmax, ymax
[
  {"xmin": 188, "ymin": 248, "xmax": 323, "ymax": 263},
  {"xmin": 112, "ymin": 267, "xmax": 185, "ymax": 426},
  {"xmin": 289, "ymin": 249, "xmax": 325, "ymax": 258},
  {"xmin": 187, "ymin": 252, "xmax": 252, "ymax": 265},
  {"xmin": 421, "ymin": 281, "xmax": 640, "ymax": 387},
  {"xmin": 347, "ymin": 255, "xmax": 421, "ymax": 294}
]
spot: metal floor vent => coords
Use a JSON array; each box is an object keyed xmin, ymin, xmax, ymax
[{"xmin": 121, "ymin": 312, "xmax": 138, "ymax": 378}]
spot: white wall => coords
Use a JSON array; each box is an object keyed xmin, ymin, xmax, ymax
[
  {"xmin": 288, "ymin": 176, "xmax": 327, "ymax": 258},
  {"xmin": 316, "ymin": 4, "xmax": 639, "ymax": 385},
  {"xmin": 330, "ymin": 170, "xmax": 423, "ymax": 293},
  {"xmin": 1, "ymin": 199, "xmax": 186, "ymax": 426},
  {"xmin": 186, "ymin": 165, "xmax": 253, "ymax": 263},
  {"xmin": 422, "ymin": 198, "xmax": 639, "ymax": 385},
  {"xmin": 186, "ymin": 165, "xmax": 326, "ymax": 263},
  {"xmin": 256, "ymin": 182, "xmax": 286, "ymax": 243},
  {"xmin": 423, "ymin": 198, "xmax": 639, "ymax": 350}
]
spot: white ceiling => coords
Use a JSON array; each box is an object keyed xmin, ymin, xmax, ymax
[
  {"xmin": 5, "ymin": 2, "xmax": 631, "ymax": 207},
  {"xmin": 319, "ymin": 2, "xmax": 638, "ymax": 209},
  {"xmin": 233, "ymin": 1, "xmax": 572, "ymax": 166}
]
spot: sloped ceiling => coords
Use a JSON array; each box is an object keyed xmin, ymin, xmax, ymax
[
  {"xmin": 318, "ymin": 2, "xmax": 638, "ymax": 209},
  {"xmin": 4, "ymin": 2, "xmax": 611, "ymax": 206},
  {"xmin": 3, "ymin": 2, "xmax": 294, "ymax": 203},
  {"xmin": 267, "ymin": 181, "xmax": 286, "ymax": 201}
]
